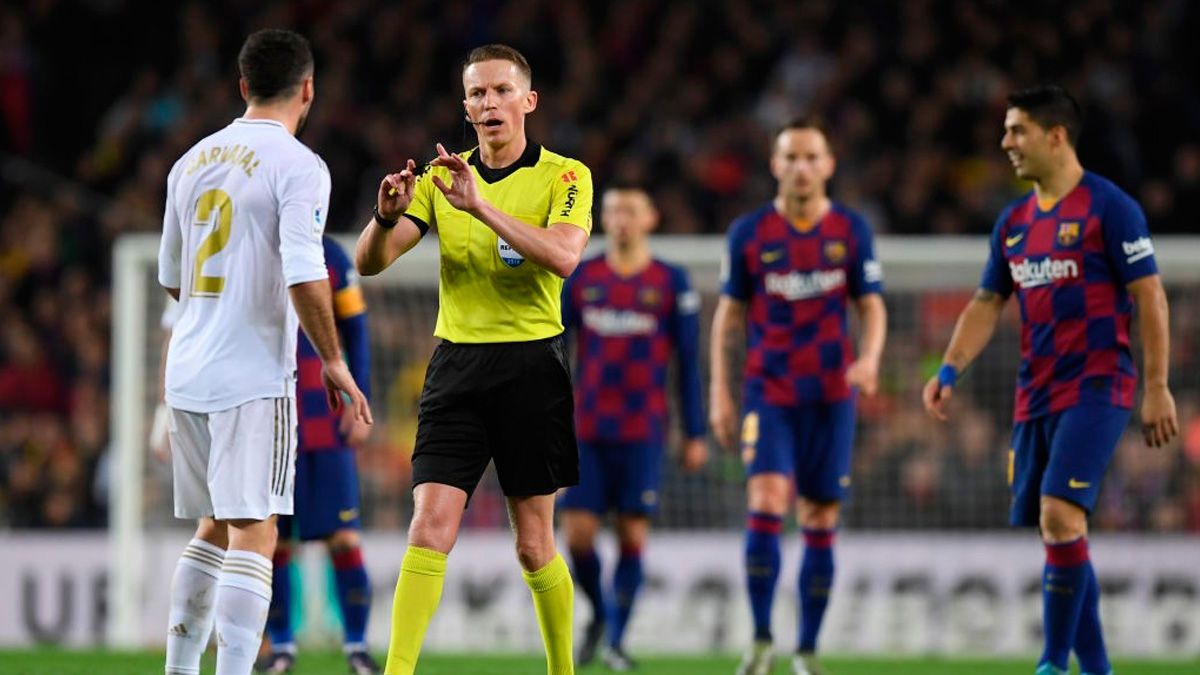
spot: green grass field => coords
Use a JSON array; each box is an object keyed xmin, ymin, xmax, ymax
[{"xmin": 3, "ymin": 650, "xmax": 1198, "ymax": 675}]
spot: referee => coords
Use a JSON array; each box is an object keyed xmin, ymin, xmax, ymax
[{"xmin": 355, "ymin": 44, "xmax": 592, "ymax": 675}]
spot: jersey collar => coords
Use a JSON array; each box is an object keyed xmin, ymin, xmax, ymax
[
  {"xmin": 233, "ymin": 117, "xmax": 288, "ymax": 131},
  {"xmin": 468, "ymin": 142, "xmax": 542, "ymax": 184}
]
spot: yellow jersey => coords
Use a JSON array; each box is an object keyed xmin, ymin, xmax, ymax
[{"xmin": 404, "ymin": 143, "xmax": 593, "ymax": 343}]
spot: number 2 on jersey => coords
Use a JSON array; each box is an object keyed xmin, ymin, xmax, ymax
[{"xmin": 192, "ymin": 189, "xmax": 232, "ymax": 297}]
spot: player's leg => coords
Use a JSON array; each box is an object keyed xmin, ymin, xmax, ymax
[
  {"xmin": 216, "ymin": 517, "xmax": 280, "ymax": 675},
  {"xmin": 561, "ymin": 508, "xmax": 604, "ymax": 664},
  {"xmin": 385, "ymin": 483, "xmax": 467, "ymax": 675},
  {"xmin": 299, "ymin": 448, "xmax": 375, "ymax": 670},
  {"xmin": 603, "ymin": 439, "xmax": 663, "ymax": 669},
  {"xmin": 491, "ymin": 336, "xmax": 579, "ymax": 674},
  {"xmin": 326, "ymin": 528, "xmax": 377, "ymax": 674},
  {"xmin": 166, "ymin": 408, "xmax": 225, "ymax": 675},
  {"xmin": 1036, "ymin": 405, "xmax": 1128, "ymax": 675},
  {"xmin": 386, "ymin": 340, "xmax": 493, "ymax": 675},
  {"xmin": 207, "ymin": 397, "xmax": 296, "ymax": 675},
  {"xmin": 603, "ymin": 513, "xmax": 649, "ymax": 671},
  {"xmin": 558, "ymin": 440, "xmax": 608, "ymax": 664},
  {"xmin": 257, "ymin": 518, "xmax": 296, "ymax": 673},
  {"xmin": 791, "ymin": 399, "xmax": 855, "ymax": 674},
  {"xmin": 738, "ymin": 401, "xmax": 794, "ymax": 675},
  {"xmin": 167, "ymin": 517, "xmax": 227, "ymax": 675},
  {"xmin": 509, "ymin": 494, "xmax": 575, "ymax": 675}
]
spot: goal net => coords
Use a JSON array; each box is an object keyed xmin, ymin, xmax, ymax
[{"xmin": 108, "ymin": 233, "xmax": 1200, "ymax": 651}]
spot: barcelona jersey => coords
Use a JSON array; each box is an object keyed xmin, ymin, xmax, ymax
[
  {"xmin": 562, "ymin": 256, "xmax": 705, "ymax": 444},
  {"xmin": 980, "ymin": 171, "xmax": 1157, "ymax": 422},
  {"xmin": 295, "ymin": 237, "xmax": 371, "ymax": 452},
  {"xmin": 721, "ymin": 202, "xmax": 883, "ymax": 406}
]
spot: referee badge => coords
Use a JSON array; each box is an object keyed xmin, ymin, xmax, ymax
[{"xmin": 497, "ymin": 237, "xmax": 525, "ymax": 267}]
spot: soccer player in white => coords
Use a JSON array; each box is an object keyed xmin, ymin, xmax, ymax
[{"xmin": 157, "ymin": 29, "xmax": 370, "ymax": 675}]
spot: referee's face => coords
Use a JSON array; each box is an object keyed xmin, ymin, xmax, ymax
[{"xmin": 463, "ymin": 60, "xmax": 537, "ymax": 147}]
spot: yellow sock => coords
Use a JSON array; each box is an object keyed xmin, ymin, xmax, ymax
[
  {"xmin": 523, "ymin": 553, "xmax": 575, "ymax": 675},
  {"xmin": 384, "ymin": 546, "xmax": 448, "ymax": 675}
]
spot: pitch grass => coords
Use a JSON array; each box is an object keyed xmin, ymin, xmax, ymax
[{"xmin": 3, "ymin": 649, "xmax": 1198, "ymax": 674}]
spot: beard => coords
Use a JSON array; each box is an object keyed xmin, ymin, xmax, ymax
[{"xmin": 295, "ymin": 107, "xmax": 311, "ymax": 137}]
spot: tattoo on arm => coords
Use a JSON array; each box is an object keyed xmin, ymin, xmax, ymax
[{"xmin": 973, "ymin": 288, "xmax": 997, "ymax": 302}]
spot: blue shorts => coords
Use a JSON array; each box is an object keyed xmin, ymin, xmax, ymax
[
  {"xmin": 278, "ymin": 448, "xmax": 362, "ymax": 541},
  {"xmin": 558, "ymin": 441, "xmax": 664, "ymax": 515},
  {"xmin": 741, "ymin": 397, "xmax": 856, "ymax": 503},
  {"xmin": 1009, "ymin": 404, "xmax": 1130, "ymax": 526}
]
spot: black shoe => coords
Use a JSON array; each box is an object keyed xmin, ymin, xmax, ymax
[
  {"xmin": 577, "ymin": 620, "xmax": 605, "ymax": 666},
  {"xmin": 346, "ymin": 650, "xmax": 382, "ymax": 675},
  {"xmin": 253, "ymin": 651, "xmax": 296, "ymax": 674},
  {"xmin": 601, "ymin": 645, "xmax": 637, "ymax": 672}
]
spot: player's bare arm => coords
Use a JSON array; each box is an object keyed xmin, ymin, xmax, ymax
[
  {"xmin": 709, "ymin": 295, "xmax": 746, "ymax": 449},
  {"xmin": 1127, "ymin": 274, "xmax": 1178, "ymax": 448},
  {"xmin": 356, "ymin": 159, "xmax": 424, "ymax": 276},
  {"xmin": 289, "ymin": 280, "xmax": 373, "ymax": 425},
  {"xmin": 429, "ymin": 142, "xmax": 587, "ymax": 277},
  {"xmin": 923, "ymin": 288, "xmax": 1006, "ymax": 421},
  {"xmin": 846, "ymin": 292, "xmax": 887, "ymax": 396}
]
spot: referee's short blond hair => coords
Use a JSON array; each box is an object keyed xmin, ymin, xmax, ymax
[{"xmin": 463, "ymin": 44, "xmax": 532, "ymax": 84}]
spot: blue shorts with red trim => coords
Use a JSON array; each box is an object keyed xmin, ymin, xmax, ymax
[
  {"xmin": 558, "ymin": 440, "xmax": 664, "ymax": 515},
  {"xmin": 1009, "ymin": 403, "xmax": 1130, "ymax": 526},
  {"xmin": 740, "ymin": 395, "xmax": 856, "ymax": 503},
  {"xmin": 278, "ymin": 448, "xmax": 362, "ymax": 541}
]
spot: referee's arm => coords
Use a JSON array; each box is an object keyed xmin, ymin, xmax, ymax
[
  {"xmin": 357, "ymin": 162, "xmax": 426, "ymax": 276},
  {"xmin": 471, "ymin": 203, "xmax": 588, "ymax": 278}
]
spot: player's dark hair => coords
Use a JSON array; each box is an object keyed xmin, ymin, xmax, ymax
[
  {"xmin": 1007, "ymin": 85, "xmax": 1083, "ymax": 146},
  {"xmin": 603, "ymin": 180, "xmax": 651, "ymax": 197},
  {"xmin": 463, "ymin": 44, "xmax": 533, "ymax": 84},
  {"xmin": 237, "ymin": 29, "xmax": 314, "ymax": 103},
  {"xmin": 775, "ymin": 114, "xmax": 832, "ymax": 150}
]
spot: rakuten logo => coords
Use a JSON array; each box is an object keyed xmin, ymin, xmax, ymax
[
  {"xmin": 1009, "ymin": 257, "xmax": 1079, "ymax": 288},
  {"xmin": 764, "ymin": 269, "xmax": 846, "ymax": 300},
  {"xmin": 583, "ymin": 307, "xmax": 657, "ymax": 336},
  {"xmin": 1122, "ymin": 237, "xmax": 1154, "ymax": 264}
]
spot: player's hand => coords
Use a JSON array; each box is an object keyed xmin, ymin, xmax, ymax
[
  {"xmin": 322, "ymin": 359, "xmax": 373, "ymax": 427},
  {"xmin": 922, "ymin": 376, "xmax": 952, "ymax": 422},
  {"xmin": 378, "ymin": 159, "xmax": 418, "ymax": 219},
  {"xmin": 149, "ymin": 402, "xmax": 171, "ymax": 463},
  {"xmin": 1141, "ymin": 384, "xmax": 1178, "ymax": 448},
  {"xmin": 338, "ymin": 404, "xmax": 372, "ymax": 448},
  {"xmin": 709, "ymin": 390, "xmax": 739, "ymax": 450},
  {"xmin": 430, "ymin": 143, "xmax": 483, "ymax": 213},
  {"xmin": 680, "ymin": 437, "xmax": 709, "ymax": 473},
  {"xmin": 846, "ymin": 356, "xmax": 880, "ymax": 396}
]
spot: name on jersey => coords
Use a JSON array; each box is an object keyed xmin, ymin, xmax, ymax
[
  {"xmin": 560, "ymin": 183, "xmax": 579, "ymax": 218},
  {"xmin": 1122, "ymin": 236, "xmax": 1154, "ymax": 264},
  {"xmin": 1008, "ymin": 256, "xmax": 1079, "ymax": 289},
  {"xmin": 764, "ymin": 269, "xmax": 846, "ymax": 301},
  {"xmin": 185, "ymin": 144, "xmax": 260, "ymax": 178},
  {"xmin": 582, "ymin": 307, "xmax": 658, "ymax": 336}
]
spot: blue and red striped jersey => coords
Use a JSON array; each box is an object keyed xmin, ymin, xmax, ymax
[
  {"xmin": 296, "ymin": 236, "xmax": 371, "ymax": 452},
  {"xmin": 980, "ymin": 171, "xmax": 1157, "ymax": 422},
  {"xmin": 721, "ymin": 202, "xmax": 883, "ymax": 406},
  {"xmin": 563, "ymin": 256, "xmax": 705, "ymax": 444}
]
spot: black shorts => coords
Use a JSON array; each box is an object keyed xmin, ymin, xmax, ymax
[{"xmin": 412, "ymin": 334, "xmax": 579, "ymax": 498}]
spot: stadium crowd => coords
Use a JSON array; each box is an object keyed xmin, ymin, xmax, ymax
[{"xmin": 1, "ymin": 0, "xmax": 1199, "ymax": 531}]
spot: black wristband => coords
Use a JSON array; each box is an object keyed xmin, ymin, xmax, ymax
[{"xmin": 373, "ymin": 205, "xmax": 400, "ymax": 229}]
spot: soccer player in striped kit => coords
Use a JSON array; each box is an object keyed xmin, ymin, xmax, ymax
[
  {"xmin": 256, "ymin": 236, "xmax": 378, "ymax": 674},
  {"xmin": 925, "ymin": 85, "xmax": 1177, "ymax": 675},
  {"xmin": 559, "ymin": 184, "xmax": 707, "ymax": 670},
  {"xmin": 711, "ymin": 116, "xmax": 887, "ymax": 675}
]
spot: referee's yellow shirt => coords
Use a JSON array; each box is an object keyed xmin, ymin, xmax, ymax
[{"xmin": 404, "ymin": 143, "xmax": 593, "ymax": 343}]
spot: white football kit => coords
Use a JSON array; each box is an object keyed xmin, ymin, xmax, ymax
[{"xmin": 158, "ymin": 117, "xmax": 329, "ymax": 520}]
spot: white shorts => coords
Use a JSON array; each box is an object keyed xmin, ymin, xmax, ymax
[{"xmin": 169, "ymin": 397, "xmax": 297, "ymax": 520}]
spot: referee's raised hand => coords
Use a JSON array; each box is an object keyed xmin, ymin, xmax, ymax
[
  {"xmin": 378, "ymin": 158, "xmax": 418, "ymax": 218},
  {"xmin": 430, "ymin": 142, "xmax": 482, "ymax": 213}
]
